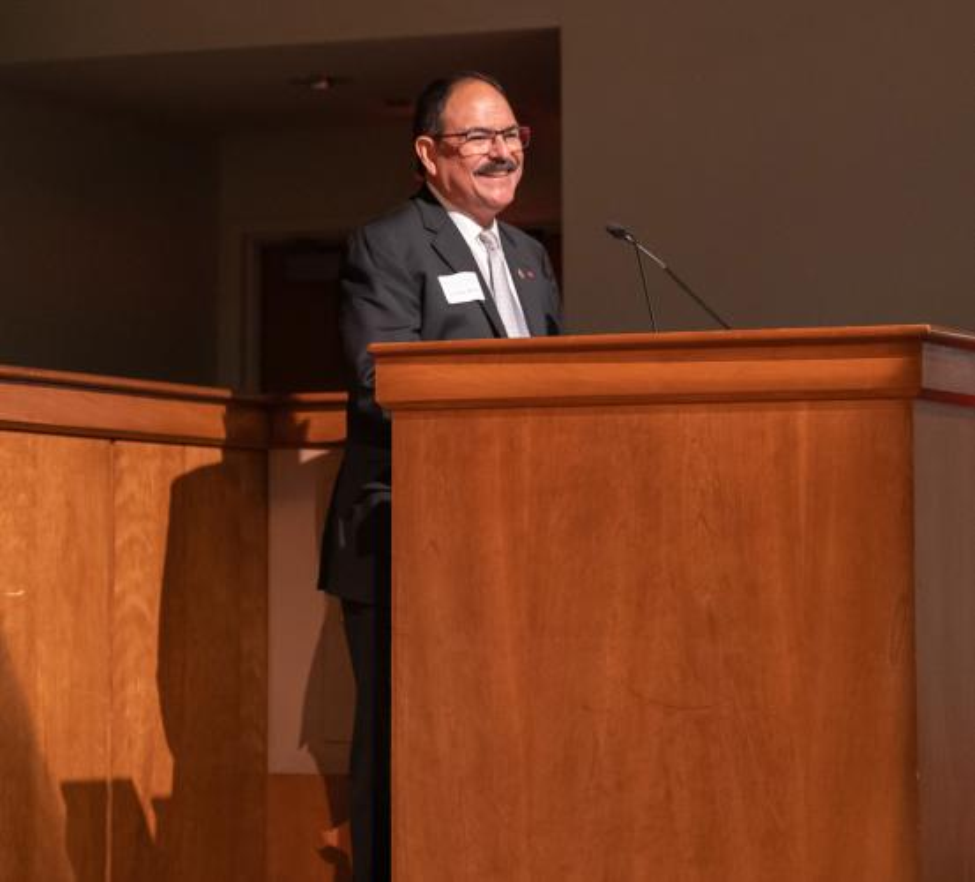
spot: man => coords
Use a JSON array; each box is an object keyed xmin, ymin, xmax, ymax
[{"xmin": 320, "ymin": 71, "xmax": 562, "ymax": 881}]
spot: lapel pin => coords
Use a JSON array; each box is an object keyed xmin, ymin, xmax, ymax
[{"xmin": 517, "ymin": 267, "xmax": 536, "ymax": 280}]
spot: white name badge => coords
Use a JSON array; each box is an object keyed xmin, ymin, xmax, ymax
[{"xmin": 439, "ymin": 272, "xmax": 485, "ymax": 304}]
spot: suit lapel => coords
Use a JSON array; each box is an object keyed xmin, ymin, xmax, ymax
[
  {"xmin": 414, "ymin": 189, "xmax": 507, "ymax": 338},
  {"xmin": 499, "ymin": 224, "xmax": 547, "ymax": 337}
]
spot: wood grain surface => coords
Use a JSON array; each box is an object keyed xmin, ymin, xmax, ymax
[
  {"xmin": 914, "ymin": 402, "xmax": 975, "ymax": 881},
  {"xmin": 391, "ymin": 399, "xmax": 919, "ymax": 881},
  {"xmin": 0, "ymin": 432, "xmax": 270, "ymax": 882},
  {"xmin": 373, "ymin": 324, "xmax": 975, "ymax": 359},
  {"xmin": 0, "ymin": 381, "xmax": 269, "ymax": 448},
  {"xmin": 374, "ymin": 326, "xmax": 975, "ymax": 412},
  {"xmin": 0, "ymin": 364, "xmax": 343, "ymax": 882},
  {"xmin": 3, "ymin": 328, "xmax": 972, "ymax": 881},
  {"xmin": 0, "ymin": 363, "xmax": 348, "ymax": 449},
  {"xmin": 267, "ymin": 773, "xmax": 351, "ymax": 882},
  {"xmin": 111, "ymin": 442, "xmax": 268, "ymax": 882},
  {"xmin": 0, "ymin": 431, "xmax": 113, "ymax": 881}
]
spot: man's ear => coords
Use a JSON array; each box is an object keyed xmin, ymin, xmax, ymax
[{"xmin": 415, "ymin": 137, "xmax": 438, "ymax": 178}]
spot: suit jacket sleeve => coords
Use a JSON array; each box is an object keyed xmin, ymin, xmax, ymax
[{"xmin": 340, "ymin": 224, "xmax": 423, "ymax": 444}]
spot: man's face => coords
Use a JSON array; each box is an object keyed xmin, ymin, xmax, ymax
[{"xmin": 416, "ymin": 79, "xmax": 524, "ymax": 228}]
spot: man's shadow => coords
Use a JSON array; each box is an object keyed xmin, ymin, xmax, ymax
[
  {"xmin": 283, "ymin": 438, "xmax": 355, "ymax": 880},
  {"xmin": 299, "ymin": 590, "xmax": 354, "ymax": 878},
  {"xmin": 152, "ymin": 446, "xmax": 267, "ymax": 882},
  {"xmin": 152, "ymin": 427, "xmax": 354, "ymax": 881},
  {"xmin": 57, "ymin": 422, "xmax": 354, "ymax": 881},
  {"xmin": 62, "ymin": 443, "xmax": 269, "ymax": 882},
  {"xmin": 1, "ymin": 637, "xmax": 79, "ymax": 881}
]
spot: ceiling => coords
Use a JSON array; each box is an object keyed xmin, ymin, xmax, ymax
[{"xmin": 0, "ymin": 29, "xmax": 560, "ymax": 133}]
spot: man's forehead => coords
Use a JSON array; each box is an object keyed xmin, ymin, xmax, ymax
[{"xmin": 442, "ymin": 80, "xmax": 516, "ymax": 126}]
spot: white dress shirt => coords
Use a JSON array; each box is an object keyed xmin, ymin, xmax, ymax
[{"xmin": 427, "ymin": 185, "xmax": 529, "ymax": 336}]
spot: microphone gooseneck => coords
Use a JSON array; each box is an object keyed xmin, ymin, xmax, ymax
[
  {"xmin": 606, "ymin": 222, "xmax": 658, "ymax": 331},
  {"xmin": 605, "ymin": 223, "xmax": 732, "ymax": 331}
]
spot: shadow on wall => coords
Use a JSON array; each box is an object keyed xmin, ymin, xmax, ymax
[
  {"xmin": 154, "ymin": 454, "xmax": 265, "ymax": 882},
  {"xmin": 272, "ymin": 441, "xmax": 354, "ymax": 881},
  {"xmin": 16, "ymin": 428, "xmax": 353, "ymax": 880},
  {"xmin": 300, "ymin": 443, "xmax": 354, "ymax": 772},
  {"xmin": 301, "ymin": 593, "xmax": 354, "ymax": 881},
  {"xmin": 60, "ymin": 780, "xmax": 153, "ymax": 882},
  {"xmin": 301, "ymin": 446, "xmax": 355, "ymax": 882},
  {"xmin": 2, "ymin": 567, "xmax": 184, "ymax": 882},
  {"xmin": 0, "ymin": 639, "xmax": 76, "ymax": 880},
  {"xmin": 59, "ymin": 447, "xmax": 267, "ymax": 882}
]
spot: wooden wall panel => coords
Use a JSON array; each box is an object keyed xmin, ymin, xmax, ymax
[
  {"xmin": 0, "ymin": 370, "xmax": 348, "ymax": 882},
  {"xmin": 110, "ymin": 442, "xmax": 183, "ymax": 881},
  {"xmin": 914, "ymin": 402, "xmax": 975, "ymax": 880},
  {"xmin": 393, "ymin": 400, "xmax": 918, "ymax": 881},
  {"xmin": 111, "ymin": 442, "xmax": 268, "ymax": 882},
  {"xmin": 0, "ymin": 430, "xmax": 113, "ymax": 882}
]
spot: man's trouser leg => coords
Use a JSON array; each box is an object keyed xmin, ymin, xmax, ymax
[{"xmin": 342, "ymin": 595, "xmax": 391, "ymax": 882}]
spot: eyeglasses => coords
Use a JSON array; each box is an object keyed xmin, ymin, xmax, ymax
[{"xmin": 432, "ymin": 125, "xmax": 531, "ymax": 156}]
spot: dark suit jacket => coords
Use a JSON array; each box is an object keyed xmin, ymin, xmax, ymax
[{"xmin": 319, "ymin": 186, "xmax": 563, "ymax": 602}]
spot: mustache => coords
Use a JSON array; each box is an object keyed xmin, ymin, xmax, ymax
[{"xmin": 474, "ymin": 157, "xmax": 520, "ymax": 175}]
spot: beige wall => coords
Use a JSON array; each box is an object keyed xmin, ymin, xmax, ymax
[
  {"xmin": 0, "ymin": 1, "xmax": 560, "ymax": 62},
  {"xmin": 0, "ymin": 89, "xmax": 219, "ymax": 382},
  {"xmin": 219, "ymin": 116, "xmax": 561, "ymax": 235},
  {"xmin": 216, "ymin": 121, "xmax": 418, "ymax": 387},
  {"xmin": 3, "ymin": 0, "xmax": 972, "ymax": 384},
  {"xmin": 267, "ymin": 447, "xmax": 352, "ymax": 776},
  {"xmin": 561, "ymin": 1, "xmax": 975, "ymax": 334}
]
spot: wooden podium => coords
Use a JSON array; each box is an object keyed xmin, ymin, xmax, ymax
[{"xmin": 373, "ymin": 326, "xmax": 975, "ymax": 881}]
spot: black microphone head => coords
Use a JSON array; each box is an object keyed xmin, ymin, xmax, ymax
[{"xmin": 605, "ymin": 222, "xmax": 634, "ymax": 243}]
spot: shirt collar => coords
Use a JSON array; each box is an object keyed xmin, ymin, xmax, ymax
[{"xmin": 426, "ymin": 184, "xmax": 500, "ymax": 245}]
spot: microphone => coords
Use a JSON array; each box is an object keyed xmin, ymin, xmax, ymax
[{"xmin": 606, "ymin": 223, "xmax": 731, "ymax": 330}]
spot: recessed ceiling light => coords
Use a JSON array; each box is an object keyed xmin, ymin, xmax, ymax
[{"xmin": 289, "ymin": 74, "xmax": 351, "ymax": 92}]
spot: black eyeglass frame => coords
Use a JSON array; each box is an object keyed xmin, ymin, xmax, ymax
[{"xmin": 430, "ymin": 125, "xmax": 532, "ymax": 151}]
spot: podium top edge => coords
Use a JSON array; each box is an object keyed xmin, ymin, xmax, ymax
[{"xmin": 370, "ymin": 324, "xmax": 975, "ymax": 359}]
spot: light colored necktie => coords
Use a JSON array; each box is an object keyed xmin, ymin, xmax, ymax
[{"xmin": 477, "ymin": 230, "xmax": 530, "ymax": 338}]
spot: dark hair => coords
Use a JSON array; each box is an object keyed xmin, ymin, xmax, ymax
[{"xmin": 412, "ymin": 71, "xmax": 507, "ymax": 140}]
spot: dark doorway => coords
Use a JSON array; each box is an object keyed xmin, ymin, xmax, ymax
[{"xmin": 259, "ymin": 238, "xmax": 348, "ymax": 393}]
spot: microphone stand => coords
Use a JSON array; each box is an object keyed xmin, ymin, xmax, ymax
[
  {"xmin": 631, "ymin": 240, "xmax": 658, "ymax": 331},
  {"xmin": 606, "ymin": 223, "xmax": 731, "ymax": 331},
  {"xmin": 632, "ymin": 241, "xmax": 730, "ymax": 331}
]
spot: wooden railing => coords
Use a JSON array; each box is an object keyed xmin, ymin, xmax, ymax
[{"xmin": 0, "ymin": 366, "xmax": 349, "ymax": 882}]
